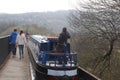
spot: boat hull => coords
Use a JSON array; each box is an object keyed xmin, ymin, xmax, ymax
[{"xmin": 28, "ymin": 47, "xmax": 78, "ymax": 80}]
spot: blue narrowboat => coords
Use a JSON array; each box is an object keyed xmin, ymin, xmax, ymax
[{"xmin": 27, "ymin": 35, "xmax": 78, "ymax": 80}]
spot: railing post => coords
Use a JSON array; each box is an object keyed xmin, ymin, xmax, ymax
[{"xmin": 42, "ymin": 52, "xmax": 46, "ymax": 64}]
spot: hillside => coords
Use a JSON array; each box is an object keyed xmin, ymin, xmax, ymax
[{"xmin": 0, "ymin": 10, "xmax": 72, "ymax": 33}]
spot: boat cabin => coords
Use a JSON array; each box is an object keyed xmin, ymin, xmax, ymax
[{"xmin": 28, "ymin": 35, "xmax": 77, "ymax": 67}]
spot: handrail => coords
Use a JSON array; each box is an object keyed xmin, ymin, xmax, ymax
[
  {"xmin": 78, "ymin": 66, "xmax": 101, "ymax": 80},
  {"xmin": 0, "ymin": 35, "xmax": 9, "ymax": 39},
  {"xmin": 40, "ymin": 52, "xmax": 77, "ymax": 67}
]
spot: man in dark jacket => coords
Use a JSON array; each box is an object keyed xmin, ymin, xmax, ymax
[
  {"xmin": 57, "ymin": 27, "xmax": 70, "ymax": 52},
  {"xmin": 58, "ymin": 27, "xmax": 70, "ymax": 44},
  {"xmin": 57, "ymin": 27, "xmax": 70, "ymax": 64},
  {"xmin": 9, "ymin": 29, "xmax": 18, "ymax": 57}
]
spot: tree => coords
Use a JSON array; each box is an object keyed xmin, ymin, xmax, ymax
[{"xmin": 69, "ymin": 0, "xmax": 120, "ymax": 79}]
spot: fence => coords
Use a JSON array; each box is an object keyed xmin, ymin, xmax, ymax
[{"xmin": 0, "ymin": 36, "xmax": 10, "ymax": 69}]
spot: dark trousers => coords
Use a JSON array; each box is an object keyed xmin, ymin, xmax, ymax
[
  {"xmin": 10, "ymin": 44, "xmax": 16, "ymax": 55},
  {"xmin": 56, "ymin": 44, "xmax": 64, "ymax": 52},
  {"xmin": 56, "ymin": 44, "xmax": 66, "ymax": 64},
  {"xmin": 18, "ymin": 45, "xmax": 24, "ymax": 58}
]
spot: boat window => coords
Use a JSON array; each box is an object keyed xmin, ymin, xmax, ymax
[
  {"xmin": 40, "ymin": 43, "xmax": 47, "ymax": 51},
  {"xmin": 49, "ymin": 42, "xmax": 57, "ymax": 52}
]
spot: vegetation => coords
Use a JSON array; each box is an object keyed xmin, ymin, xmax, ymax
[
  {"xmin": 0, "ymin": 11, "xmax": 70, "ymax": 34},
  {"xmin": 69, "ymin": 0, "xmax": 120, "ymax": 80},
  {"xmin": 0, "ymin": 23, "xmax": 55, "ymax": 37}
]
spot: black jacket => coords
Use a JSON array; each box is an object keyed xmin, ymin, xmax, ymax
[{"xmin": 58, "ymin": 31, "xmax": 70, "ymax": 45}]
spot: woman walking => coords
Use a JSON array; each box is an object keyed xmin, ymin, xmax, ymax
[{"xmin": 16, "ymin": 30, "xmax": 26, "ymax": 59}]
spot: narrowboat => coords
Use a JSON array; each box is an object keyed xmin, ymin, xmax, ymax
[{"xmin": 27, "ymin": 35, "xmax": 78, "ymax": 80}]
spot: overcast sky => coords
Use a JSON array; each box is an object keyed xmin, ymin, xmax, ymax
[{"xmin": 0, "ymin": 0, "xmax": 78, "ymax": 14}]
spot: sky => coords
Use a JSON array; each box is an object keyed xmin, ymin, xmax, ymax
[{"xmin": 0, "ymin": 0, "xmax": 78, "ymax": 14}]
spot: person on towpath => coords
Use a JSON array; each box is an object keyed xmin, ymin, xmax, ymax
[{"xmin": 9, "ymin": 29, "xmax": 18, "ymax": 58}]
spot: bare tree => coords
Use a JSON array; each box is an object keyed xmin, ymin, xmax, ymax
[{"xmin": 69, "ymin": 0, "xmax": 120, "ymax": 79}]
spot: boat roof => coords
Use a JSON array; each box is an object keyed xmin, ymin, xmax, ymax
[{"xmin": 31, "ymin": 35, "xmax": 58, "ymax": 43}]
